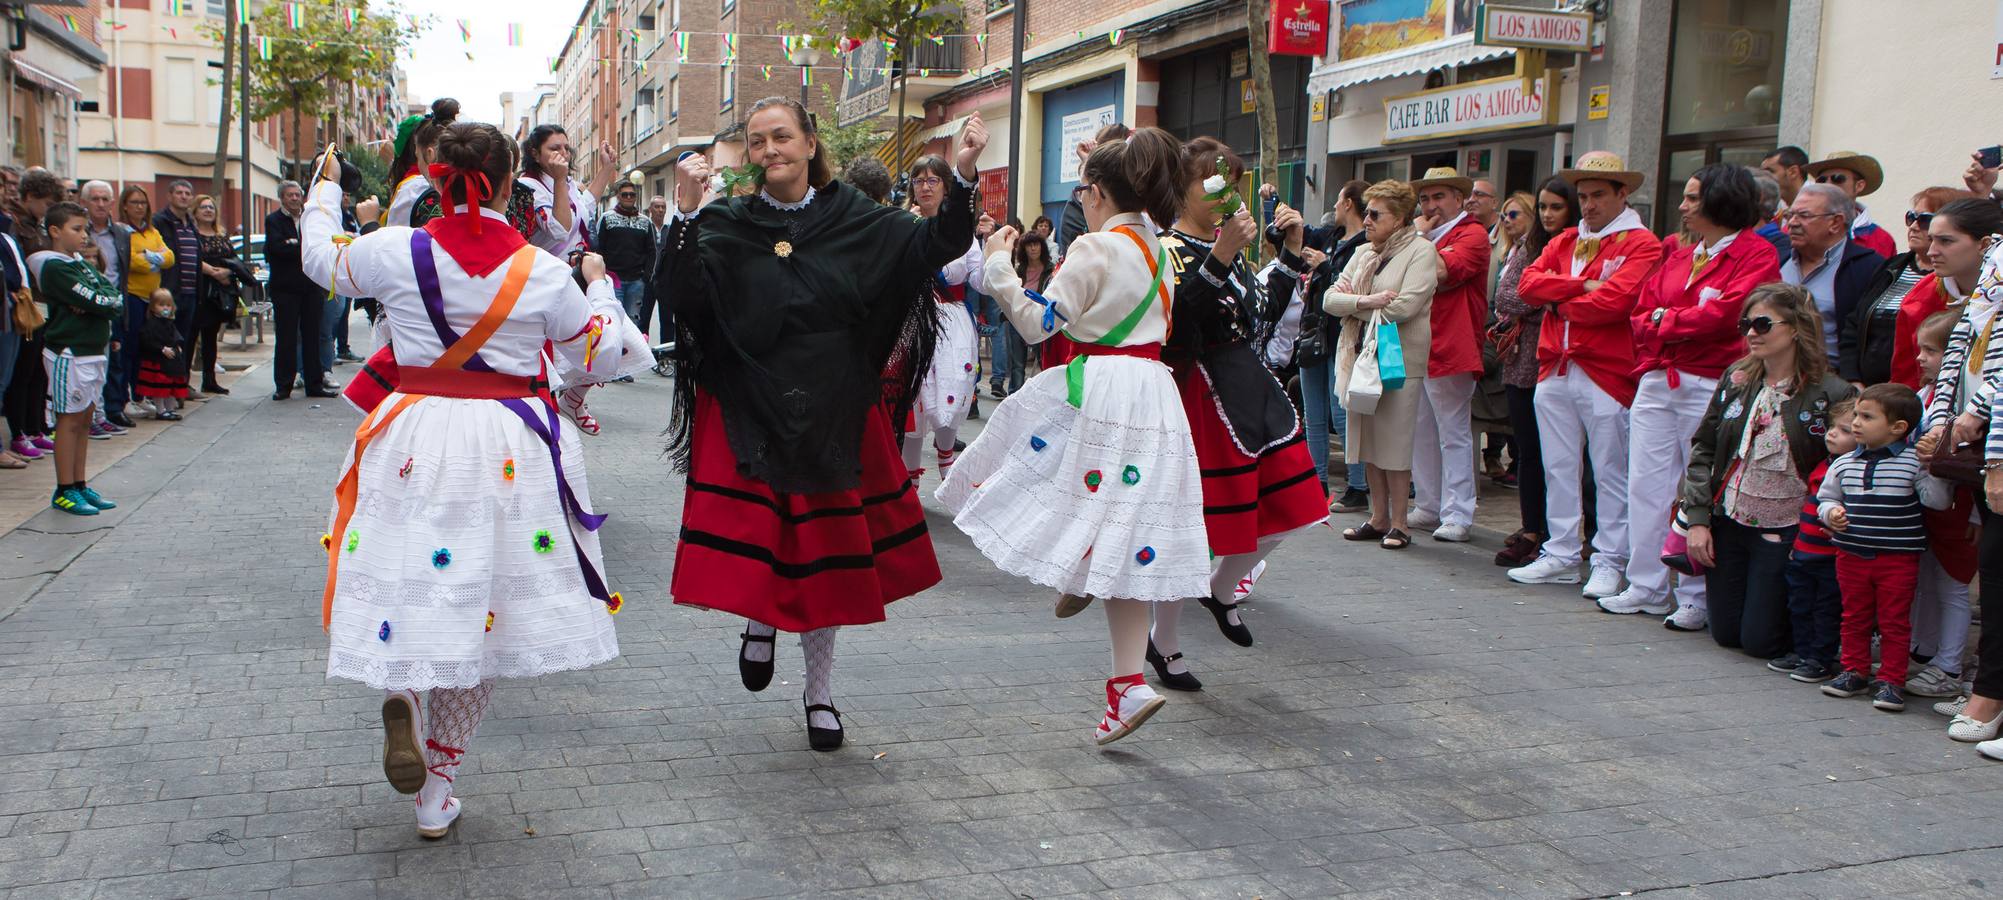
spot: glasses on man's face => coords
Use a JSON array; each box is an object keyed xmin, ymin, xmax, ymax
[
  {"xmin": 1815, "ymin": 172, "xmax": 1853, "ymax": 186},
  {"xmin": 1906, "ymin": 210, "xmax": 1935, "ymax": 228},
  {"xmin": 618, "ymin": 193, "xmax": 637, "ymax": 201},
  {"xmin": 1738, "ymin": 315, "xmax": 1778, "ymax": 335},
  {"xmin": 911, "ymin": 176, "xmax": 945, "ymax": 189},
  {"xmin": 1781, "ymin": 209, "xmax": 1839, "ymax": 223}
]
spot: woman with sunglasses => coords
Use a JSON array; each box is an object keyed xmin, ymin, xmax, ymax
[
  {"xmin": 1677, "ymin": 284, "xmax": 1855, "ymax": 658},
  {"xmin": 1840, "ymin": 188, "xmax": 1972, "ymax": 387},
  {"xmin": 1488, "ymin": 181, "xmax": 1575, "ymax": 567}
]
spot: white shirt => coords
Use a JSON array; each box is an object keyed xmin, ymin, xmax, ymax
[
  {"xmin": 983, "ymin": 212, "xmax": 1170, "ymax": 348},
  {"xmin": 523, "ymin": 173, "xmax": 599, "ymax": 258},
  {"xmin": 1425, "ymin": 211, "xmax": 1469, "ymax": 244},
  {"xmin": 385, "ymin": 174, "xmax": 430, "ymax": 228}
]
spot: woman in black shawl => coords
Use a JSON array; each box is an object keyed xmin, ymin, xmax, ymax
[{"xmin": 662, "ymin": 98, "xmax": 985, "ymax": 750}]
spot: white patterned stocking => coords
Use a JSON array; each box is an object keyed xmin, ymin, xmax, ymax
[{"xmin": 800, "ymin": 626, "xmax": 839, "ymax": 729}]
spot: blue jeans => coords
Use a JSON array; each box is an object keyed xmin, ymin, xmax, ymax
[
  {"xmin": 614, "ymin": 279, "xmax": 648, "ymax": 323},
  {"xmin": 1299, "ymin": 355, "xmax": 1366, "ymax": 493},
  {"xmin": 1785, "ymin": 555, "xmax": 1841, "ymax": 665},
  {"xmin": 317, "ymin": 295, "xmax": 345, "ymax": 372}
]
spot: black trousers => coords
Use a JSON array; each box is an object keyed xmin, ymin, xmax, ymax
[
  {"xmin": 1505, "ymin": 384, "xmax": 1547, "ymax": 536},
  {"xmin": 271, "ymin": 289, "xmax": 324, "ymax": 393},
  {"xmin": 1974, "ymin": 504, "xmax": 2003, "ymax": 700},
  {"xmin": 1709, "ymin": 517, "xmax": 1797, "ymax": 658},
  {"xmin": 186, "ymin": 298, "xmax": 225, "ymax": 390}
]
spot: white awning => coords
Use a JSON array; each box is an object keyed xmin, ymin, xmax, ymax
[
  {"xmin": 1306, "ymin": 34, "xmax": 1514, "ymax": 96},
  {"xmin": 7, "ymin": 55, "xmax": 83, "ymax": 100},
  {"xmin": 924, "ymin": 115, "xmax": 969, "ymax": 141}
]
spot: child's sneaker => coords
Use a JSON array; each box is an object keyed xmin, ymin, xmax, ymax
[
  {"xmin": 1821, "ymin": 671, "xmax": 1872, "ymax": 698},
  {"xmin": 86, "ymin": 421, "xmax": 114, "ymax": 440},
  {"xmin": 1789, "ymin": 659, "xmax": 1837, "ymax": 683},
  {"xmin": 77, "ymin": 487, "xmax": 115, "ymax": 511},
  {"xmin": 1765, "ymin": 653, "xmax": 1804, "ymax": 674},
  {"xmin": 1872, "ymin": 682, "xmax": 1906, "ymax": 712},
  {"xmin": 50, "ymin": 488, "xmax": 99, "ymax": 516},
  {"xmin": 1904, "ymin": 665, "xmax": 1962, "ymax": 698}
]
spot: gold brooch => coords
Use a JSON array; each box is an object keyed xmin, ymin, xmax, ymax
[{"xmin": 774, "ymin": 241, "xmax": 794, "ymax": 258}]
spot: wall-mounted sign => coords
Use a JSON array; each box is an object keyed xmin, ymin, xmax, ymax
[
  {"xmin": 1383, "ymin": 72, "xmax": 1555, "ymax": 143},
  {"xmin": 1309, "ymin": 92, "xmax": 1329, "ymax": 122},
  {"xmin": 1241, "ymin": 79, "xmax": 1258, "ymax": 114},
  {"xmin": 1230, "ymin": 48, "xmax": 1250, "ymax": 77},
  {"xmin": 1338, "ymin": 0, "xmax": 1446, "ymax": 62},
  {"xmin": 1473, "ymin": 2, "xmax": 1592, "ymax": 52},
  {"xmin": 1271, "ymin": 1, "xmax": 1333, "ymax": 57},
  {"xmin": 1587, "ymin": 84, "xmax": 1609, "ymax": 120},
  {"xmin": 1059, "ymin": 104, "xmax": 1118, "ymax": 182}
]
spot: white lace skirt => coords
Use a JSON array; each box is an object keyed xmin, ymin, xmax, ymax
[
  {"xmin": 936, "ymin": 356, "xmax": 1209, "ymax": 602},
  {"xmin": 916, "ymin": 300, "xmax": 979, "ymax": 435},
  {"xmin": 324, "ymin": 395, "xmax": 620, "ymax": 690}
]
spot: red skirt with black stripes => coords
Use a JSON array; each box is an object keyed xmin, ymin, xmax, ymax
[
  {"xmin": 670, "ymin": 393, "xmax": 942, "ymax": 632},
  {"xmin": 1176, "ymin": 367, "xmax": 1328, "ymax": 557}
]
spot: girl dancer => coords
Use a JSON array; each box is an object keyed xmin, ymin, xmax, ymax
[
  {"xmin": 902, "ymin": 156, "xmax": 985, "ymax": 477},
  {"xmin": 301, "ymin": 125, "xmax": 624, "ymax": 838},
  {"xmin": 937, "ymin": 128, "xmax": 1209, "ymax": 743},
  {"xmin": 521, "ymin": 124, "xmax": 622, "ymax": 435},
  {"xmin": 384, "ymin": 99, "xmax": 459, "ymax": 228},
  {"xmin": 663, "ymin": 98, "xmax": 983, "ymax": 750},
  {"xmin": 1147, "ymin": 138, "xmax": 1328, "ymax": 688}
]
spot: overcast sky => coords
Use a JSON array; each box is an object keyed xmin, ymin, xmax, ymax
[{"xmin": 397, "ymin": 0, "xmax": 578, "ymax": 124}]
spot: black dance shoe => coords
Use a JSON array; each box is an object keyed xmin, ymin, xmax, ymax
[
  {"xmin": 1197, "ymin": 595, "xmax": 1254, "ymax": 647},
  {"xmin": 738, "ymin": 630, "xmax": 775, "ymax": 692},
  {"xmin": 1146, "ymin": 639, "xmax": 1203, "ymax": 692},
  {"xmin": 805, "ymin": 702, "xmax": 844, "ymax": 751}
]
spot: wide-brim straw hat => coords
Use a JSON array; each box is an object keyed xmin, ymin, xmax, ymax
[
  {"xmin": 1803, "ymin": 151, "xmax": 1883, "ymax": 196},
  {"xmin": 1558, "ymin": 152, "xmax": 1645, "ymax": 192},
  {"xmin": 1410, "ymin": 166, "xmax": 1473, "ymax": 195}
]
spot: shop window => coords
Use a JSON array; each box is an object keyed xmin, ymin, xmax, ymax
[{"xmin": 1665, "ymin": 0, "xmax": 1787, "ymax": 135}]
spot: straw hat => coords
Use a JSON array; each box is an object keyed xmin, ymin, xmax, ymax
[
  {"xmin": 1558, "ymin": 151, "xmax": 1645, "ymax": 192},
  {"xmin": 1410, "ymin": 166, "xmax": 1473, "ymax": 195},
  {"xmin": 1803, "ymin": 151, "xmax": 1883, "ymax": 196}
]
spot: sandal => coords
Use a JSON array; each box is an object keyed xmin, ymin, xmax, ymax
[
  {"xmin": 1380, "ymin": 529, "xmax": 1411, "ymax": 550},
  {"xmin": 1342, "ymin": 522, "xmax": 1388, "ymax": 542},
  {"xmin": 738, "ymin": 630, "xmax": 775, "ymax": 692}
]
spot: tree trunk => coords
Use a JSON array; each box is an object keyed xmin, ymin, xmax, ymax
[
  {"xmin": 210, "ymin": 0, "xmax": 236, "ymax": 199},
  {"xmin": 1247, "ymin": 0, "xmax": 1280, "ymax": 261},
  {"xmin": 290, "ymin": 90, "xmax": 304, "ymax": 181}
]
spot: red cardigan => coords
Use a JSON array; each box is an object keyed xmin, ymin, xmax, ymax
[
  {"xmin": 1889, "ymin": 272, "xmax": 1953, "ymax": 389},
  {"xmin": 1427, "ymin": 215, "xmax": 1490, "ymax": 378},
  {"xmin": 1517, "ymin": 223, "xmax": 1664, "ymax": 406},
  {"xmin": 1630, "ymin": 229, "xmax": 1781, "ymax": 385},
  {"xmin": 1851, "ymin": 222, "xmax": 1897, "ymax": 261}
]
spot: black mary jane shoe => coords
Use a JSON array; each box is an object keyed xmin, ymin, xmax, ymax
[
  {"xmin": 1197, "ymin": 595, "xmax": 1255, "ymax": 647},
  {"xmin": 805, "ymin": 702, "xmax": 844, "ymax": 751},
  {"xmin": 738, "ymin": 631, "xmax": 775, "ymax": 692},
  {"xmin": 1146, "ymin": 639, "xmax": 1203, "ymax": 692}
]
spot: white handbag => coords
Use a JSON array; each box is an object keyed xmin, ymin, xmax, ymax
[{"xmin": 1344, "ymin": 310, "xmax": 1384, "ymax": 416}]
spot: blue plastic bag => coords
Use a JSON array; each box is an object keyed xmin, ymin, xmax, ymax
[{"xmin": 1374, "ymin": 310, "xmax": 1406, "ymax": 390}]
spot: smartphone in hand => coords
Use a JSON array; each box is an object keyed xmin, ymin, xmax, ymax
[{"xmin": 1980, "ymin": 145, "xmax": 2002, "ymax": 169}]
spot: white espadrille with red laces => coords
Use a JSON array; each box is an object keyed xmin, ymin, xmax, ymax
[
  {"xmin": 1095, "ymin": 674, "xmax": 1166, "ymax": 746},
  {"xmin": 415, "ymin": 739, "xmax": 464, "ymax": 839}
]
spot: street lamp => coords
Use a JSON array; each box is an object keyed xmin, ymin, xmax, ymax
[{"xmin": 786, "ymin": 38, "xmax": 824, "ymax": 108}]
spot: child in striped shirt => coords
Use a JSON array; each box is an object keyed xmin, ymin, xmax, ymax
[
  {"xmin": 1772, "ymin": 396, "xmax": 1854, "ymax": 684},
  {"xmin": 1818, "ymin": 383, "xmax": 1951, "ymax": 712}
]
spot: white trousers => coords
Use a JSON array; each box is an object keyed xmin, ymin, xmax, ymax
[
  {"xmin": 1534, "ymin": 366, "xmax": 1630, "ymax": 570},
  {"xmin": 1411, "ymin": 372, "xmax": 1478, "ymax": 528},
  {"xmin": 1910, "ymin": 550, "xmax": 1972, "ymax": 675},
  {"xmin": 1624, "ymin": 370, "xmax": 1715, "ymax": 609}
]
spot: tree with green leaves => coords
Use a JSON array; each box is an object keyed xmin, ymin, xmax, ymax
[
  {"xmin": 343, "ymin": 142, "xmax": 391, "ymax": 201},
  {"xmin": 796, "ymin": 0, "xmax": 962, "ymax": 166},
  {"xmin": 812, "ymin": 84, "xmax": 885, "ymax": 167},
  {"xmin": 241, "ymin": 0, "xmax": 420, "ymax": 175}
]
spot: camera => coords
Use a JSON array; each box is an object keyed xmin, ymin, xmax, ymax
[{"xmin": 315, "ymin": 148, "xmax": 366, "ymax": 196}]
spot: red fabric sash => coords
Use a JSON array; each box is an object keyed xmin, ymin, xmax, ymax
[
  {"xmin": 397, "ymin": 367, "xmax": 537, "ymax": 399},
  {"xmin": 1075, "ymin": 342, "xmax": 1162, "ymax": 361}
]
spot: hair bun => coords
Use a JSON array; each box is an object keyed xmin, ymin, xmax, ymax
[{"xmin": 432, "ymin": 98, "xmax": 461, "ymax": 126}]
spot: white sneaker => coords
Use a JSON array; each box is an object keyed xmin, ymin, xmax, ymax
[
  {"xmin": 1597, "ymin": 587, "xmax": 1673, "ymax": 616},
  {"xmin": 415, "ymin": 773, "xmax": 461, "ymax": 839},
  {"xmin": 1407, "ymin": 511, "xmax": 1442, "ymax": 531},
  {"xmin": 1232, "ymin": 560, "xmax": 1267, "ymax": 602},
  {"xmin": 1581, "ymin": 566, "xmax": 1624, "ymax": 599},
  {"xmin": 1904, "ymin": 664, "xmax": 1964, "ymax": 699},
  {"xmin": 1663, "ymin": 604, "xmax": 1708, "ymax": 632},
  {"xmin": 1507, "ymin": 554, "xmax": 1580, "ymax": 585},
  {"xmin": 1431, "ymin": 523, "xmax": 1471, "ymax": 543},
  {"xmin": 1935, "ymin": 695, "xmax": 1970, "ymax": 717},
  {"xmin": 1979, "ymin": 736, "xmax": 2003, "ymax": 762},
  {"xmin": 1948, "ymin": 711, "xmax": 2003, "ymax": 743},
  {"xmin": 1095, "ymin": 676, "xmax": 1166, "ymax": 746}
]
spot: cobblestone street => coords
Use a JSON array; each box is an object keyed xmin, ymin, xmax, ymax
[{"xmin": 0, "ymin": 376, "xmax": 1997, "ymax": 899}]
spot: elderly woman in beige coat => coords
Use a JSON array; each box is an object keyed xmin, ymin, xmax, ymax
[{"xmin": 1324, "ymin": 180, "xmax": 1442, "ymax": 549}]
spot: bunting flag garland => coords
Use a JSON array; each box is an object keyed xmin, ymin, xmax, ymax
[
  {"xmin": 407, "ymin": 14, "xmax": 421, "ymax": 31},
  {"xmin": 287, "ymin": 3, "xmax": 304, "ymax": 28},
  {"xmin": 927, "ymin": 34, "xmax": 944, "ymax": 46},
  {"xmin": 256, "ymin": 36, "xmax": 272, "ymax": 60},
  {"xmin": 801, "ymin": 66, "xmax": 811, "ymax": 87},
  {"xmin": 1109, "ymin": 28, "xmax": 1125, "ymax": 46},
  {"xmin": 507, "ymin": 23, "xmax": 523, "ymax": 46},
  {"xmin": 759, "ymin": 64, "xmax": 772, "ymax": 81},
  {"xmin": 973, "ymin": 33, "xmax": 987, "ymax": 52},
  {"xmin": 721, "ymin": 34, "xmax": 738, "ymax": 62},
  {"xmin": 167, "ymin": 0, "xmax": 186, "ymax": 16},
  {"xmin": 238, "ymin": 0, "xmax": 252, "ymax": 22},
  {"xmin": 674, "ymin": 32, "xmax": 689, "ymax": 63},
  {"xmin": 457, "ymin": 19, "xmax": 471, "ymax": 42},
  {"xmin": 882, "ymin": 37, "xmax": 898, "ymax": 56},
  {"xmin": 60, "ymin": 14, "xmax": 78, "ymax": 32},
  {"xmin": 343, "ymin": 8, "xmax": 359, "ymax": 29}
]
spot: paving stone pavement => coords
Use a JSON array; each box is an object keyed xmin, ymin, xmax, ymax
[{"xmin": 0, "ymin": 376, "xmax": 1999, "ymax": 900}]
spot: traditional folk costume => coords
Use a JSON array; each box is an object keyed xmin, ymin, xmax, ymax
[
  {"xmin": 385, "ymin": 170, "xmax": 430, "ymax": 229},
  {"xmin": 937, "ymin": 214, "xmax": 1209, "ymax": 742},
  {"xmin": 135, "ymin": 311, "xmax": 190, "ymax": 401},
  {"xmin": 522, "ymin": 172, "xmax": 646, "ymax": 435},
  {"xmin": 1149, "ymin": 229, "xmax": 1328, "ymax": 675},
  {"xmin": 662, "ymin": 173, "xmax": 975, "ymax": 750},
  {"xmin": 301, "ymin": 173, "xmax": 623, "ymax": 839},
  {"xmin": 903, "ymin": 237, "xmax": 984, "ymax": 476}
]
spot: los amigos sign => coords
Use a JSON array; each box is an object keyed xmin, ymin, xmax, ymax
[
  {"xmin": 1270, "ymin": 1, "xmax": 1332, "ymax": 57},
  {"xmin": 1383, "ymin": 72, "xmax": 1557, "ymax": 143}
]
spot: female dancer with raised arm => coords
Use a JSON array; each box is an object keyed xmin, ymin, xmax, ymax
[
  {"xmin": 662, "ymin": 98, "xmax": 984, "ymax": 750},
  {"xmin": 300, "ymin": 123, "xmax": 624, "ymax": 839},
  {"xmin": 939, "ymin": 128, "xmax": 1209, "ymax": 743},
  {"xmin": 902, "ymin": 155, "xmax": 986, "ymax": 477}
]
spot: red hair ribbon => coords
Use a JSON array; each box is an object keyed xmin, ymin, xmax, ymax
[{"xmin": 427, "ymin": 163, "xmax": 492, "ymax": 234}]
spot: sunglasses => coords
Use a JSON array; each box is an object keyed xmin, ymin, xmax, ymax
[
  {"xmin": 1814, "ymin": 172, "xmax": 1853, "ymax": 186},
  {"xmin": 1502, "ymin": 209, "xmax": 1522, "ymax": 220},
  {"xmin": 1738, "ymin": 315, "xmax": 1779, "ymax": 335},
  {"xmin": 1906, "ymin": 210, "xmax": 1934, "ymax": 228},
  {"xmin": 1362, "ymin": 209, "xmax": 1389, "ymax": 221}
]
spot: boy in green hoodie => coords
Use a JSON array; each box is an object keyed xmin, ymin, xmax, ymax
[{"xmin": 31, "ymin": 201, "xmax": 124, "ymax": 514}]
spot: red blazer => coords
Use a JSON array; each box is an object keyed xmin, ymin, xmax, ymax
[
  {"xmin": 1516, "ymin": 222, "xmax": 1664, "ymax": 406},
  {"xmin": 1889, "ymin": 272, "xmax": 1952, "ymax": 389},
  {"xmin": 1851, "ymin": 222, "xmax": 1898, "ymax": 261},
  {"xmin": 1427, "ymin": 215, "xmax": 1490, "ymax": 378},
  {"xmin": 1630, "ymin": 229, "xmax": 1781, "ymax": 385}
]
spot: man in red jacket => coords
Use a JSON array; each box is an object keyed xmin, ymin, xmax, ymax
[
  {"xmin": 1601, "ymin": 164, "xmax": 1781, "ymax": 629},
  {"xmin": 1508, "ymin": 152, "xmax": 1664, "ymax": 598},
  {"xmin": 1409, "ymin": 167, "xmax": 1490, "ymax": 542},
  {"xmin": 1803, "ymin": 152, "xmax": 1898, "ymax": 260}
]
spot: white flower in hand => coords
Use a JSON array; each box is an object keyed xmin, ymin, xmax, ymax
[
  {"xmin": 1203, "ymin": 175, "xmax": 1228, "ymax": 194},
  {"xmin": 708, "ymin": 174, "xmax": 726, "ymax": 194}
]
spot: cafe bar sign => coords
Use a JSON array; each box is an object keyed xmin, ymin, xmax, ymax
[
  {"xmin": 1383, "ymin": 72, "xmax": 1556, "ymax": 143},
  {"xmin": 1474, "ymin": 2, "xmax": 1593, "ymax": 52}
]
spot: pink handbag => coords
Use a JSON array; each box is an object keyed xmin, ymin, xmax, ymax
[{"xmin": 1660, "ymin": 503, "xmax": 1705, "ymax": 578}]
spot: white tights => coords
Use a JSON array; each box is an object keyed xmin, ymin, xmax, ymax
[
  {"xmin": 1149, "ymin": 534, "xmax": 1286, "ymax": 673},
  {"xmin": 393, "ymin": 680, "xmax": 495, "ymax": 807},
  {"xmin": 741, "ymin": 619, "xmax": 840, "ymax": 729}
]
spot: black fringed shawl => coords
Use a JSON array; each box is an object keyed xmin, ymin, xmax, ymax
[{"xmin": 661, "ymin": 176, "xmax": 978, "ymax": 493}]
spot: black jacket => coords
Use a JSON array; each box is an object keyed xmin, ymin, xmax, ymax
[
  {"xmin": 1838, "ymin": 251, "xmax": 1926, "ymax": 384},
  {"xmin": 1679, "ymin": 371, "xmax": 1857, "ymax": 529},
  {"xmin": 1054, "ymin": 187, "xmax": 1087, "ymax": 258},
  {"xmin": 262, "ymin": 209, "xmax": 317, "ymax": 296}
]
